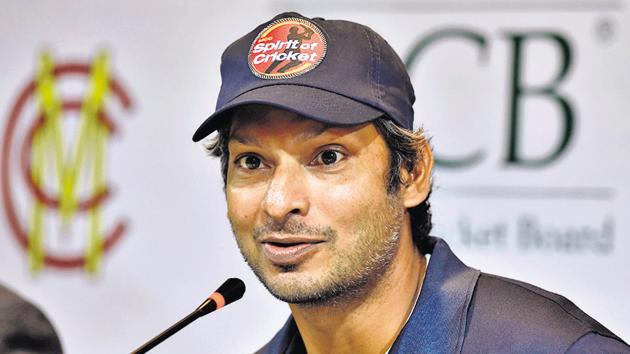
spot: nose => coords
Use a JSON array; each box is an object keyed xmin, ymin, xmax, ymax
[{"xmin": 261, "ymin": 159, "xmax": 310, "ymax": 222}]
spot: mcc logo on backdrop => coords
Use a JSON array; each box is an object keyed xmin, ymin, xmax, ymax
[{"xmin": 1, "ymin": 51, "xmax": 134, "ymax": 273}]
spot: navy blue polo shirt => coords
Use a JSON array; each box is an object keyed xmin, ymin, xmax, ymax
[{"xmin": 257, "ymin": 237, "xmax": 629, "ymax": 353}]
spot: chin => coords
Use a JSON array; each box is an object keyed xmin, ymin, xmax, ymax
[
  {"xmin": 257, "ymin": 269, "xmax": 324, "ymax": 302},
  {"xmin": 257, "ymin": 267, "xmax": 369, "ymax": 307}
]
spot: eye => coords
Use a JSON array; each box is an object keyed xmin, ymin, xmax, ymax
[
  {"xmin": 236, "ymin": 155, "xmax": 263, "ymax": 170},
  {"xmin": 314, "ymin": 149, "xmax": 344, "ymax": 166}
]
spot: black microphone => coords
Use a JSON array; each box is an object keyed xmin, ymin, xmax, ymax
[{"xmin": 131, "ymin": 278, "xmax": 246, "ymax": 354}]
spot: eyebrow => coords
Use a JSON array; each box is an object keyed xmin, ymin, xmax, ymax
[
  {"xmin": 296, "ymin": 122, "xmax": 335, "ymax": 141},
  {"xmin": 229, "ymin": 132, "xmax": 261, "ymax": 146}
]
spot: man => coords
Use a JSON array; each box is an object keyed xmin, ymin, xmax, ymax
[{"xmin": 192, "ymin": 12, "xmax": 629, "ymax": 353}]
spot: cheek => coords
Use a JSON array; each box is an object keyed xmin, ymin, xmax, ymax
[
  {"xmin": 226, "ymin": 186, "xmax": 262, "ymax": 233},
  {"xmin": 310, "ymin": 170, "xmax": 387, "ymax": 230}
]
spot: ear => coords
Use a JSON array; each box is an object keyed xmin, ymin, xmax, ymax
[{"xmin": 400, "ymin": 140, "xmax": 433, "ymax": 208}]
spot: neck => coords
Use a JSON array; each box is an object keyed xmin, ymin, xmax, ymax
[{"xmin": 289, "ymin": 229, "xmax": 426, "ymax": 354}]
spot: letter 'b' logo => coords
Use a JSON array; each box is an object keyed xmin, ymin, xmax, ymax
[
  {"xmin": 249, "ymin": 17, "xmax": 327, "ymax": 80},
  {"xmin": 1, "ymin": 52, "xmax": 133, "ymax": 274}
]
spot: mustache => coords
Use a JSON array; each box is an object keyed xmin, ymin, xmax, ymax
[{"xmin": 252, "ymin": 220, "xmax": 337, "ymax": 241}]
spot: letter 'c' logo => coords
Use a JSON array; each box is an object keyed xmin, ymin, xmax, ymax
[
  {"xmin": 1, "ymin": 52, "xmax": 133, "ymax": 274},
  {"xmin": 249, "ymin": 17, "xmax": 327, "ymax": 80}
]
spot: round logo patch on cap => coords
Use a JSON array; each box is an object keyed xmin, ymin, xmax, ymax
[{"xmin": 249, "ymin": 17, "xmax": 327, "ymax": 80}]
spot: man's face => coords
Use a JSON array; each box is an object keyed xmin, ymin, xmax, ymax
[{"xmin": 226, "ymin": 108, "xmax": 406, "ymax": 305}]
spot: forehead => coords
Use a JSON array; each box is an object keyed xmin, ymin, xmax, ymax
[
  {"xmin": 230, "ymin": 106, "xmax": 319, "ymax": 133},
  {"xmin": 227, "ymin": 106, "xmax": 375, "ymax": 144}
]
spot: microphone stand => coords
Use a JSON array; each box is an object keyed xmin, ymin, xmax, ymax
[
  {"xmin": 130, "ymin": 278, "xmax": 244, "ymax": 354},
  {"xmin": 131, "ymin": 309, "xmax": 204, "ymax": 354}
]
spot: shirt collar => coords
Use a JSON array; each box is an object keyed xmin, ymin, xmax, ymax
[{"xmin": 389, "ymin": 237, "xmax": 480, "ymax": 354}]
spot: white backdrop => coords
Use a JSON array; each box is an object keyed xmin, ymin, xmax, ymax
[{"xmin": 1, "ymin": 1, "xmax": 628, "ymax": 353}]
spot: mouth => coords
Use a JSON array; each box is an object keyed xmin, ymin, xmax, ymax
[{"xmin": 260, "ymin": 237, "xmax": 324, "ymax": 266}]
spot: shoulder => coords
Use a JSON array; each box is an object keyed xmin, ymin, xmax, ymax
[
  {"xmin": 0, "ymin": 283, "xmax": 63, "ymax": 354},
  {"xmin": 566, "ymin": 332, "xmax": 630, "ymax": 353},
  {"xmin": 461, "ymin": 273, "xmax": 629, "ymax": 353}
]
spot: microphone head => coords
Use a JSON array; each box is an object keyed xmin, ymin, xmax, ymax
[
  {"xmin": 217, "ymin": 278, "xmax": 246, "ymax": 305},
  {"xmin": 197, "ymin": 278, "xmax": 246, "ymax": 315}
]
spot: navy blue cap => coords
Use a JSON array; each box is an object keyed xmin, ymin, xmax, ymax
[{"xmin": 192, "ymin": 12, "xmax": 415, "ymax": 142}]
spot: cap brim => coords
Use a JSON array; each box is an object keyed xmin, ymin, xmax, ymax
[{"xmin": 192, "ymin": 84, "xmax": 384, "ymax": 142}]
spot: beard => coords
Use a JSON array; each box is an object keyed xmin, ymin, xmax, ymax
[{"xmin": 230, "ymin": 192, "xmax": 404, "ymax": 306}]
